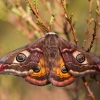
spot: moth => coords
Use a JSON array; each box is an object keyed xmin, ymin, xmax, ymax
[{"xmin": 0, "ymin": 32, "xmax": 100, "ymax": 87}]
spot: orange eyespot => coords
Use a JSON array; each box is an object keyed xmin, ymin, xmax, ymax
[
  {"xmin": 61, "ymin": 66, "xmax": 68, "ymax": 73},
  {"xmin": 52, "ymin": 57, "xmax": 72, "ymax": 78},
  {"xmin": 33, "ymin": 66, "xmax": 40, "ymax": 73},
  {"xmin": 49, "ymin": 57, "xmax": 76, "ymax": 87},
  {"xmin": 30, "ymin": 58, "xmax": 49, "ymax": 77}
]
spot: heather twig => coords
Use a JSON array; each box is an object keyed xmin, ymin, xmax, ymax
[
  {"xmin": 61, "ymin": 0, "xmax": 78, "ymax": 45},
  {"xmin": 82, "ymin": 77, "xmax": 95, "ymax": 100},
  {"xmin": 41, "ymin": 0, "xmax": 64, "ymax": 31},
  {"xmin": 42, "ymin": 0, "xmax": 52, "ymax": 15},
  {"xmin": 82, "ymin": 0, "xmax": 94, "ymax": 48},
  {"xmin": 27, "ymin": 0, "xmax": 50, "ymax": 32},
  {"xmin": 13, "ymin": 0, "xmax": 44, "ymax": 37},
  {"xmin": 87, "ymin": 21, "xmax": 97, "ymax": 52}
]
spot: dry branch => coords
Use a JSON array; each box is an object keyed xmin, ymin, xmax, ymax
[
  {"xmin": 82, "ymin": 77, "xmax": 95, "ymax": 100},
  {"xmin": 14, "ymin": 0, "xmax": 44, "ymax": 36},
  {"xmin": 27, "ymin": 0, "xmax": 50, "ymax": 32},
  {"xmin": 82, "ymin": 0, "xmax": 94, "ymax": 48},
  {"xmin": 87, "ymin": 21, "xmax": 97, "ymax": 52},
  {"xmin": 61, "ymin": 0, "xmax": 78, "ymax": 45}
]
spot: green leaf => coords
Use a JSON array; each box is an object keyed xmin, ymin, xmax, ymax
[
  {"xmin": 26, "ymin": 4, "xmax": 31, "ymax": 15},
  {"xmin": 46, "ymin": 1, "xmax": 50, "ymax": 9},
  {"xmin": 49, "ymin": 14, "xmax": 55, "ymax": 25},
  {"xmin": 33, "ymin": 0, "xmax": 38, "ymax": 11},
  {"xmin": 66, "ymin": 3, "xmax": 69, "ymax": 9},
  {"xmin": 35, "ymin": 31, "xmax": 41, "ymax": 38},
  {"xmin": 95, "ymin": 9, "xmax": 99, "ymax": 15},
  {"xmin": 70, "ymin": 13, "xmax": 73, "ymax": 20},
  {"xmin": 37, "ymin": 18, "xmax": 41, "ymax": 23},
  {"xmin": 11, "ymin": 7, "xmax": 22, "ymax": 17},
  {"xmin": 98, "ymin": 23, "xmax": 100, "ymax": 26}
]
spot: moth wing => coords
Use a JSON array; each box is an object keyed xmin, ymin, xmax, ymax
[
  {"xmin": 58, "ymin": 37, "xmax": 100, "ymax": 77},
  {"xmin": 0, "ymin": 37, "xmax": 50, "ymax": 86}
]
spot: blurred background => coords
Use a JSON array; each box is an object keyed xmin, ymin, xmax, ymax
[{"xmin": 0, "ymin": 0, "xmax": 100, "ymax": 100}]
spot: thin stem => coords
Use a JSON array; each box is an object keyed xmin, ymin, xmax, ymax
[
  {"xmin": 27, "ymin": 0, "xmax": 50, "ymax": 32},
  {"xmin": 61, "ymin": 0, "xmax": 78, "ymax": 45},
  {"xmin": 82, "ymin": 0, "xmax": 94, "ymax": 48},
  {"xmin": 14, "ymin": 0, "xmax": 44, "ymax": 36},
  {"xmin": 87, "ymin": 21, "xmax": 97, "ymax": 52},
  {"xmin": 82, "ymin": 77, "xmax": 95, "ymax": 100}
]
